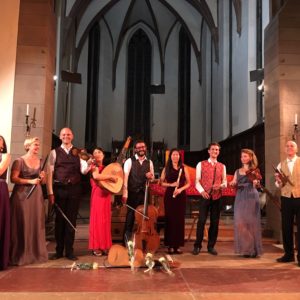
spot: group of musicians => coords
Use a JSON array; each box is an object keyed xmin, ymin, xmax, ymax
[{"xmin": 0, "ymin": 128, "xmax": 300, "ymax": 270}]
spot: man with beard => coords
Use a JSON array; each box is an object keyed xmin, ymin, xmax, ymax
[{"xmin": 122, "ymin": 140, "xmax": 154, "ymax": 242}]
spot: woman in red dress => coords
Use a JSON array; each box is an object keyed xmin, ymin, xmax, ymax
[{"xmin": 89, "ymin": 147, "xmax": 116, "ymax": 256}]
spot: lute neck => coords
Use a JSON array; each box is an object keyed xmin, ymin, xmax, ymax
[{"xmin": 116, "ymin": 136, "xmax": 132, "ymax": 164}]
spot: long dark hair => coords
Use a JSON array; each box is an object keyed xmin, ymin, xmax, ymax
[
  {"xmin": 92, "ymin": 146, "xmax": 104, "ymax": 154},
  {"xmin": 165, "ymin": 148, "xmax": 183, "ymax": 177},
  {"xmin": 0, "ymin": 135, "xmax": 7, "ymax": 153}
]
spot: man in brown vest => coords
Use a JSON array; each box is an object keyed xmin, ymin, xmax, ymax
[
  {"xmin": 122, "ymin": 140, "xmax": 154, "ymax": 242},
  {"xmin": 47, "ymin": 128, "xmax": 90, "ymax": 260},
  {"xmin": 192, "ymin": 142, "xmax": 227, "ymax": 256},
  {"xmin": 275, "ymin": 140, "xmax": 300, "ymax": 266}
]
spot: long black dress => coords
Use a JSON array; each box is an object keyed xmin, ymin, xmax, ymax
[
  {"xmin": 0, "ymin": 153, "xmax": 10, "ymax": 270},
  {"xmin": 10, "ymin": 158, "xmax": 48, "ymax": 266},
  {"xmin": 164, "ymin": 167, "xmax": 187, "ymax": 249}
]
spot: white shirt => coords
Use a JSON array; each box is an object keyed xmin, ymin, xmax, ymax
[
  {"xmin": 195, "ymin": 158, "xmax": 227, "ymax": 194},
  {"xmin": 275, "ymin": 155, "xmax": 298, "ymax": 188},
  {"xmin": 122, "ymin": 154, "xmax": 154, "ymax": 198}
]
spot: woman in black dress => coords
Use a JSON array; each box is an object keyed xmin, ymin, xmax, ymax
[
  {"xmin": 0, "ymin": 135, "xmax": 11, "ymax": 270},
  {"xmin": 160, "ymin": 149, "xmax": 190, "ymax": 254}
]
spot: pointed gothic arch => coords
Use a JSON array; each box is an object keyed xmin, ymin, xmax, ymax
[{"xmin": 126, "ymin": 28, "xmax": 152, "ymax": 144}]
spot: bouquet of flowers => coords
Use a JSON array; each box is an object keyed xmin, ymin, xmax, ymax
[
  {"xmin": 127, "ymin": 240, "xmax": 135, "ymax": 271},
  {"xmin": 71, "ymin": 262, "xmax": 99, "ymax": 271},
  {"xmin": 158, "ymin": 257, "xmax": 174, "ymax": 276}
]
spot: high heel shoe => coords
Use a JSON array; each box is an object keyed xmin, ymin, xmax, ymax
[
  {"xmin": 92, "ymin": 250, "xmax": 102, "ymax": 257},
  {"xmin": 167, "ymin": 247, "xmax": 174, "ymax": 254},
  {"xmin": 174, "ymin": 248, "xmax": 183, "ymax": 254}
]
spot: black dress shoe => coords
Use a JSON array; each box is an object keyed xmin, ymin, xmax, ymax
[
  {"xmin": 276, "ymin": 255, "xmax": 295, "ymax": 263},
  {"xmin": 66, "ymin": 254, "xmax": 78, "ymax": 261},
  {"xmin": 49, "ymin": 253, "xmax": 63, "ymax": 260},
  {"xmin": 192, "ymin": 247, "xmax": 200, "ymax": 255},
  {"xmin": 207, "ymin": 248, "xmax": 218, "ymax": 255}
]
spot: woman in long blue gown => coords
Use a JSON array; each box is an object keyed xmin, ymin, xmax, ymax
[{"xmin": 230, "ymin": 149, "xmax": 262, "ymax": 258}]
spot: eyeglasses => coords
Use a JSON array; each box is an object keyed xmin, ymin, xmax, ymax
[{"xmin": 135, "ymin": 146, "xmax": 146, "ymax": 150}]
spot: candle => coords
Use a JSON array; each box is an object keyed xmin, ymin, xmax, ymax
[
  {"xmin": 33, "ymin": 107, "xmax": 36, "ymax": 120},
  {"xmin": 26, "ymin": 104, "xmax": 29, "ymax": 116},
  {"xmin": 295, "ymin": 114, "xmax": 298, "ymax": 125}
]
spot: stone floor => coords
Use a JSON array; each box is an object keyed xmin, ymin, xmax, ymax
[{"xmin": 1, "ymin": 235, "xmax": 300, "ymax": 300}]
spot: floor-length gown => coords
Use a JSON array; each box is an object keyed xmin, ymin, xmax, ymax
[
  {"xmin": 89, "ymin": 165, "xmax": 112, "ymax": 251},
  {"xmin": 10, "ymin": 158, "xmax": 48, "ymax": 266},
  {"xmin": 164, "ymin": 167, "xmax": 187, "ymax": 249},
  {"xmin": 0, "ymin": 153, "xmax": 10, "ymax": 270},
  {"xmin": 234, "ymin": 170, "xmax": 263, "ymax": 256}
]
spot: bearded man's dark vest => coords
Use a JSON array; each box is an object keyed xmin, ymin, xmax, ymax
[{"xmin": 128, "ymin": 156, "xmax": 150, "ymax": 193}]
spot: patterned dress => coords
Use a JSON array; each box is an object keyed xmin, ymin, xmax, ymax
[
  {"xmin": 0, "ymin": 153, "xmax": 10, "ymax": 270},
  {"xmin": 234, "ymin": 170, "xmax": 263, "ymax": 256},
  {"xmin": 10, "ymin": 158, "xmax": 48, "ymax": 266},
  {"xmin": 164, "ymin": 167, "xmax": 187, "ymax": 248}
]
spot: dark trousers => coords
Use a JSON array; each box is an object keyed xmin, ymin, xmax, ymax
[
  {"xmin": 124, "ymin": 190, "xmax": 145, "ymax": 242},
  {"xmin": 194, "ymin": 197, "xmax": 222, "ymax": 249},
  {"xmin": 281, "ymin": 196, "xmax": 300, "ymax": 260},
  {"xmin": 53, "ymin": 184, "xmax": 81, "ymax": 256}
]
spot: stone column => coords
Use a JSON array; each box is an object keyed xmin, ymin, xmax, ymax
[
  {"xmin": 11, "ymin": 0, "xmax": 56, "ymax": 160},
  {"xmin": 0, "ymin": 0, "xmax": 20, "ymax": 150},
  {"xmin": 264, "ymin": 0, "xmax": 300, "ymax": 240}
]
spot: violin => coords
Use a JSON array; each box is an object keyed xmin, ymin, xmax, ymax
[
  {"xmin": 272, "ymin": 164, "xmax": 294, "ymax": 187},
  {"xmin": 245, "ymin": 167, "xmax": 281, "ymax": 210},
  {"xmin": 71, "ymin": 147, "xmax": 94, "ymax": 161},
  {"xmin": 245, "ymin": 167, "xmax": 262, "ymax": 183},
  {"xmin": 134, "ymin": 180, "xmax": 160, "ymax": 253}
]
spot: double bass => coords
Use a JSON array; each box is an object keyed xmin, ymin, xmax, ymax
[{"xmin": 134, "ymin": 180, "xmax": 160, "ymax": 253}]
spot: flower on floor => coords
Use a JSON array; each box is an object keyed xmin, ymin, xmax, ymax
[
  {"xmin": 158, "ymin": 257, "xmax": 174, "ymax": 276},
  {"xmin": 144, "ymin": 252, "xmax": 155, "ymax": 273},
  {"xmin": 71, "ymin": 262, "xmax": 99, "ymax": 271}
]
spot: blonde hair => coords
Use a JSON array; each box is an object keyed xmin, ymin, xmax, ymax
[
  {"xmin": 24, "ymin": 137, "xmax": 39, "ymax": 152},
  {"xmin": 241, "ymin": 148, "xmax": 258, "ymax": 169}
]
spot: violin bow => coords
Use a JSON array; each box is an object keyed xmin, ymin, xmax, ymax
[
  {"xmin": 26, "ymin": 154, "xmax": 49, "ymax": 199},
  {"xmin": 125, "ymin": 203, "xmax": 149, "ymax": 219},
  {"xmin": 54, "ymin": 203, "xmax": 78, "ymax": 232}
]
